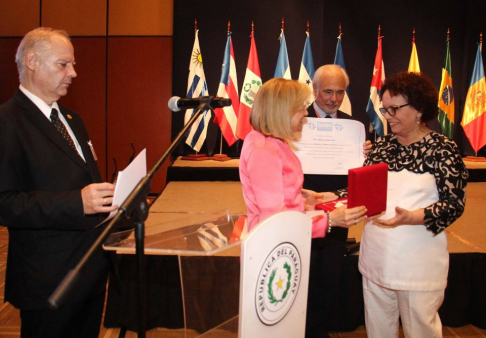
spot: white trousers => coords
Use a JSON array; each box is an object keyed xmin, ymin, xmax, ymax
[{"xmin": 362, "ymin": 277, "xmax": 445, "ymax": 338}]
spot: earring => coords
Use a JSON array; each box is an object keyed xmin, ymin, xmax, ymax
[{"xmin": 417, "ymin": 116, "xmax": 421, "ymax": 124}]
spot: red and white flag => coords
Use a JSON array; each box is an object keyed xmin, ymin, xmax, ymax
[
  {"xmin": 237, "ymin": 30, "xmax": 261, "ymax": 140},
  {"xmin": 214, "ymin": 33, "xmax": 240, "ymax": 146},
  {"xmin": 461, "ymin": 43, "xmax": 486, "ymax": 153}
]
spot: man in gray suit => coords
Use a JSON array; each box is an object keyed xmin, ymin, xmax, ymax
[
  {"xmin": 0, "ymin": 27, "xmax": 117, "ymax": 337},
  {"xmin": 305, "ymin": 65, "xmax": 368, "ymax": 338}
]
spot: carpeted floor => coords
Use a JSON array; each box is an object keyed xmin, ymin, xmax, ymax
[{"xmin": 0, "ymin": 182, "xmax": 485, "ymax": 337}]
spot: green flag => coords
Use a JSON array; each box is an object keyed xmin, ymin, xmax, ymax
[{"xmin": 438, "ymin": 39, "xmax": 454, "ymax": 139}]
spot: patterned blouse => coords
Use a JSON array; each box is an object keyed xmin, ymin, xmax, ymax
[{"xmin": 361, "ymin": 131, "xmax": 468, "ymax": 234}]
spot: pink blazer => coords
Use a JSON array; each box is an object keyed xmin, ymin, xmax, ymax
[{"xmin": 239, "ymin": 130, "xmax": 327, "ymax": 238}]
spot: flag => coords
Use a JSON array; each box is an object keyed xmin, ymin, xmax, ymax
[
  {"xmin": 237, "ymin": 30, "xmax": 262, "ymax": 140},
  {"xmin": 438, "ymin": 39, "xmax": 454, "ymax": 139},
  {"xmin": 334, "ymin": 34, "xmax": 352, "ymax": 115},
  {"xmin": 461, "ymin": 44, "xmax": 486, "ymax": 153},
  {"xmin": 366, "ymin": 36, "xmax": 387, "ymax": 136},
  {"xmin": 408, "ymin": 41, "xmax": 421, "ymax": 73},
  {"xmin": 298, "ymin": 32, "xmax": 315, "ymax": 91},
  {"xmin": 274, "ymin": 30, "xmax": 291, "ymax": 79},
  {"xmin": 214, "ymin": 32, "xmax": 240, "ymax": 147},
  {"xmin": 184, "ymin": 30, "xmax": 209, "ymax": 152}
]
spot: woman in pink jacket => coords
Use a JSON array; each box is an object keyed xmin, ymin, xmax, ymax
[{"xmin": 239, "ymin": 78, "xmax": 367, "ymax": 237}]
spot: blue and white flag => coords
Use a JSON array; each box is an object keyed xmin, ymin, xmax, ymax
[
  {"xmin": 334, "ymin": 34, "xmax": 352, "ymax": 115},
  {"xmin": 184, "ymin": 30, "xmax": 210, "ymax": 152},
  {"xmin": 298, "ymin": 32, "xmax": 315, "ymax": 92},
  {"xmin": 274, "ymin": 30, "xmax": 291, "ymax": 79}
]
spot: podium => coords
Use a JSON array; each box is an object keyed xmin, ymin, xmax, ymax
[{"xmin": 104, "ymin": 210, "xmax": 312, "ymax": 337}]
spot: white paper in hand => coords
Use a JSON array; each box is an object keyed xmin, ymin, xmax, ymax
[{"xmin": 98, "ymin": 149, "xmax": 147, "ymax": 226}]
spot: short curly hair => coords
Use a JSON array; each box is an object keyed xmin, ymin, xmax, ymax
[{"xmin": 380, "ymin": 72, "xmax": 438, "ymax": 122}]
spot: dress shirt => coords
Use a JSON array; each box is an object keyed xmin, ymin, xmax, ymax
[{"xmin": 313, "ymin": 102, "xmax": 337, "ymax": 118}]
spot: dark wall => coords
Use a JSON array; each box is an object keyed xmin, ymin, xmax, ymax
[{"xmin": 172, "ymin": 0, "xmax": 486, "ymax": 157}]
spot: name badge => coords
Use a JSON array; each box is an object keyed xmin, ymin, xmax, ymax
[{"xmin": 87, "ymin": 140, "xmax": 98, "ymax": 161}]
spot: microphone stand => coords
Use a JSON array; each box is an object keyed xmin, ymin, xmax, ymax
[{"xmin": 49, "ymin": 98, "xmax": 217, "ymax": 338}]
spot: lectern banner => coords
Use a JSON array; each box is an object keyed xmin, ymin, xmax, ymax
[{"xmin": 239, "ymin": 211, "xmax": 312, "ymax": 337}]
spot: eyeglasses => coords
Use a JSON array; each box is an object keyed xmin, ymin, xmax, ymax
[{"xmin": 379, "ymin": 103, "xmax": 410, "ymax": 116}]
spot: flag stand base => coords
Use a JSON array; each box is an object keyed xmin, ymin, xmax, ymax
[
  {"xmin": 210, "ymin": 154, "xmax": 232, "ymax": 162},
  {"xmin": 464, "ymin": 156, "xmax": 486, "ymax": 162},
  {"xmin": 181, "ymin": 154, "xmax": 210, "ymax": 161}
]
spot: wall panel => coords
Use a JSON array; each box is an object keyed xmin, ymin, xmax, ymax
[
  {"xmin": 107, "ymin": 37, "xmax": 173, "ymax": 192},
  {"xmin": 109, "ymin": 0, "xmax": 173, "ymax": 36},
  {"xmin": 0, "ymin": 0, "xmax": 39, "ymax": 36},
  {"xmin": 42, "ymin": 0, "xmax": 107, "ymax": 36},
  {"xmin": 59, "ymin": 37, "xmax": 108, "ymax": 180},
  {"xmin": 0, "ymin": 39, "xmax": 22, "ymax": 104}
]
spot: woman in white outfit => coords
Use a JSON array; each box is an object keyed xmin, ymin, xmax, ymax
[{"xmin": 358, "ymin": 71, "xmax": 468, "ymax": 338}]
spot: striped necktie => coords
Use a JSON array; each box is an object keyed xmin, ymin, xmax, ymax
[{"xmin": 50, "ymin": 109, "xmax": 76, "ymax": 150}]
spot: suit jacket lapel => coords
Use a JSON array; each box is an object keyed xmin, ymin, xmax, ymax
[
  {"xmin": 66, "ymin": 112, "xmax": 101, "ymax": 182},
  {"xmin": 336, "ymin": 111, "xmax": 354, "ymax": 120},
  {"xmin": 15, "ymin": 91, "xmax": 88, "ymax": 170},
  {"xmin": 308, "ymin": 103, "xmax": 318, "ymax": 118}
]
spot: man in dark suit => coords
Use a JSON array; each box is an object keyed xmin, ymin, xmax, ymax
[
  {"xmin": 0, "ymin": 27, "xmax": 118, "ymax": 337},
  {"xmin": 305, "ymin": 65, "xmax": 368, "ymax": 338}
]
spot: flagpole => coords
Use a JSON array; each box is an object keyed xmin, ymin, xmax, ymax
[
  {"xmin": 215, "ymin": 21, "xmax": 232, "ymax": 161},
  {"xmin": 182, "ymin": 19, "xmax": 211, "ymax": 161},
  {"xmin": 194, "ymin": 19, "xmax": 199, "ymax": 157},
  {"xmin": 237, "ymin": 20, "xmax": 261, "ymax": 146},
  {"xmin": 281, "ymin": 17, "xmax": 284, "ymax": 40},
  {"xmin": 219, "ymin": 21, "xmax": 231, "ymax": 157},
  {"xmin": 479, "ymin": 32, "xmax": 482, "ymax": 157},
  {"xmin": 375, "ymin": 25, "xmax": 379, "ymax": 142},
  {"xmin": 373, "ymin": 25, "xmax": 381, "ymax": 143},
  {"xmin": 236, "ymin": 21, "xmax": 254, "ymax": 156},
  {"xmin": 462, "ymin": 32, "xmax": 486, "ymax": 158},
  {"xmin": 478, "ymin": 32, "xmax": 482, "ymax": 157}
]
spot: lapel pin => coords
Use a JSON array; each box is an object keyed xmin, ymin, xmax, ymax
[{"xmin": 67, "ymin": 114, "xmax": 72, "ymax": 119}]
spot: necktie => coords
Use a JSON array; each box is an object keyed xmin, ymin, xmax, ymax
[
  {"xmin": 50, "ymin": 109, "xmax": 76, "ymax": 150},
  {"xmin": 325, "ymin": 114, "xmax": 332, "ymax": 118}
]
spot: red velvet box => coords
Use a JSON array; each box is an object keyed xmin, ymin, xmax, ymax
[
  {"xmin": 315, "ymin": 163, "xmax": 388, "ymax": 216},
  {"xmin": 347, "ymin": 163, "xmax": 388, "ymax": 216}
]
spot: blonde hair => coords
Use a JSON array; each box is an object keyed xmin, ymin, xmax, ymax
[
  {"xmin": 250, "ymin": 78, "xmax": 311, "ymax": 140},
  {"xmin": 15, "ymin": 27, "xmax": 70, "ymax": 83}
]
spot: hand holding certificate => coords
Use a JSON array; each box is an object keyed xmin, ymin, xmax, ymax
[{"xmin": 293, "ymin": 117, "xmax": 366, "ymax": 175}]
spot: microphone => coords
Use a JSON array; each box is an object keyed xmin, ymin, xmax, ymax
[{"xmin": 168, "ymin": 96, "xmax": 232, "ymax": 112}]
